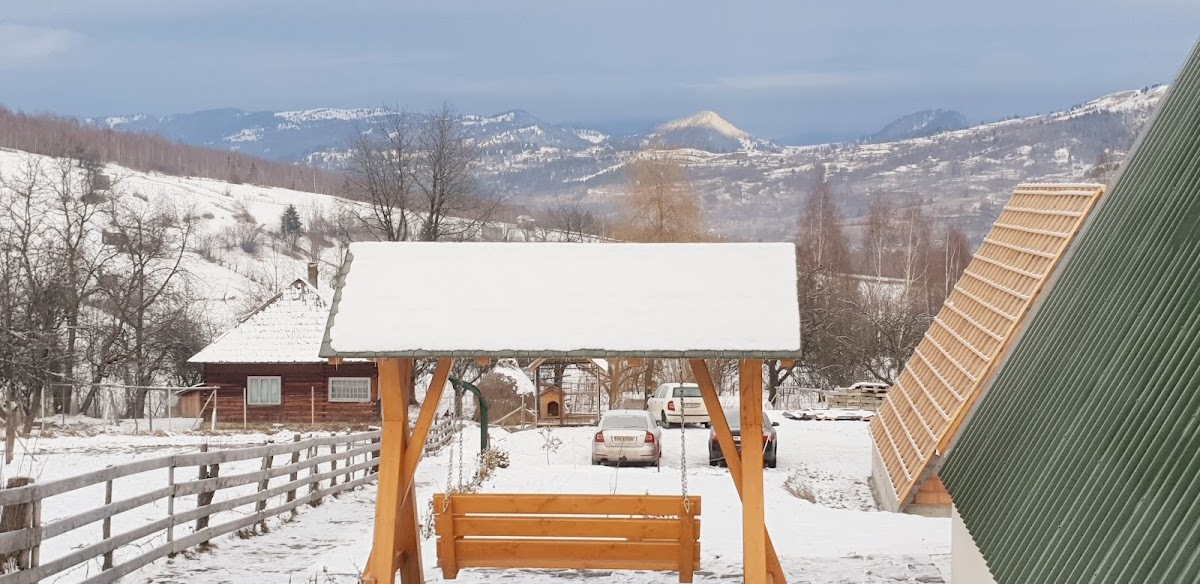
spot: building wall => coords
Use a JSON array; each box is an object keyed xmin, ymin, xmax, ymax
[
  {"xmin": 952, "ymin": 505, "xmax": 997, "ymax": 584},
  {"xmin": 201, "ymin": 362, "xmax": 379, "ymax": 424},
  {"xmin": 870, "ymin": 443, "xmax": 901, "ymax": 512}
]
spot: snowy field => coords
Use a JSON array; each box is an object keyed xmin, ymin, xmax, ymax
[{"xmin": 0, "ymin": 417, "xmax": 952, "ymax": 583}]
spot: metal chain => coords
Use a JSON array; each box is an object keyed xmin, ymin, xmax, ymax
[
  {"xmin": 456, "ymin": 418, "xmax": 466, "ymax": 489},
  {"xmin": 443, "ymin": 416, "xmax": 456, "ymax": 513},
  {"xmin": 678, "ymin": 365, "xmax": 690, "ymax": 513}
]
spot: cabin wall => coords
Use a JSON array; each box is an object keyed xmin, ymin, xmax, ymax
[
  {"xmin": 952, "ymin": 505, "xmax": 997, "ymax": 584},
  {"xmin": 200, "ymin": 362, "xmax": 379, "ymax": 424}
]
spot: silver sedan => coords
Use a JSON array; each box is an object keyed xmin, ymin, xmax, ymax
[{"xmin": 591, "ymin": 409, "xmax": 662, "ymax": 466}]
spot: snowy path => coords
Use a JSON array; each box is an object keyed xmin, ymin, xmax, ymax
[{"xmin": 129, "ymin": 421, "xmax": 950, "ymax": 583}]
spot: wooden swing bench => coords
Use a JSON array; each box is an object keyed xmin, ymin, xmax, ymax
[{"xmin": 433, "ymin": 493, "xmax": 702, "ymax": 582}]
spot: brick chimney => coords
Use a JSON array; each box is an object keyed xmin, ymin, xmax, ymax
[{"xmin": 307, "ymin": 262, "xmax": 319, "ymax": 287}]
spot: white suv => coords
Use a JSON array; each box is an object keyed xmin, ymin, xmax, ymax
[{"xmin": 647, "ymin": 382, "xmax": 710, "ymax": 427}]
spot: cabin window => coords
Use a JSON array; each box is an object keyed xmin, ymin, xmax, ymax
[
  {"xmin": 329, "ymin": 377, "xmax": 372, "ymax": 403},
  {"xmin": 247, "ymin": 376, "xmax": 282, "ymax": 405}
]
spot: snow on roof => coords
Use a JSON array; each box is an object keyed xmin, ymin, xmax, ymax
[
  {"xmin": 320, "ymin": 242, "xmax": 802, "ymax": 358},
  {"xmin": 189, "ymin": 279, "xmax": 335, "ymax": 364},
  {"xmin": 492, "ymin": 359, "xmax": 536, "ymax": 396}
]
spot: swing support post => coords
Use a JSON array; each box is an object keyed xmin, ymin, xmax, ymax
[
  {"xmin": 691, "ymin": 359, "xmax": 786, "ymax": 584},
  {"xmin": 362, "ymin": 357, "xmax": 453, "ymax": 584}
]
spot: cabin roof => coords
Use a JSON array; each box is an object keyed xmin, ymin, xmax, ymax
[
  {"xmin": 942, "ymin": 40, "xmax": 1200, "ymax": 583},
  {"xmin": 189, "ymin": 279, "xmax": 337, "ymax": 364}
]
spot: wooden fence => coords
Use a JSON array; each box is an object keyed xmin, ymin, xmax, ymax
[
  {"xmin": 424, "ymin": 417, "xmax": 458, "ymax": 455},
  {"xmin": 0, "ymin": 431, "xmax": 382, "ymax": 584}
]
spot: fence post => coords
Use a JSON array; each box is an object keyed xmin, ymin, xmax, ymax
[
  {"xmin": 329, "ymin": 440, "xmax": 339, "ymax": 490},
  {"xmin": 195, "ymin": 444, "xmax": 220, "ymax": 545},
  {"xmin": 0, "ymin": 477, "xmax": 35, "ymax": 569},
  {"xmin": 29, "ymin": 492, "xmax": 40, "ymax": 569},
  {"xmin": 256, "ymin": 451, "xmax": 273, "ymax": 531},
  {"xmin": 370, "ymin": 435, "xmax": 380, "ymax": 475},
  {"xmin": 167, "ymin": 462, "xmax": 176, "ymax": 556},
  {"xmin": 308, "ymin": 444, "xmax": 321, "ymax": 506},
  {"xmin": 103, "ymin": 478, "xmax": 114, "ymax": 570},
  {"xmin": 287, "ymin": 434, "xmax": 302, "ymax": 503},
  {"xmin": 342, "ymin": 431, "xmax": 352, "ymax": 485}
]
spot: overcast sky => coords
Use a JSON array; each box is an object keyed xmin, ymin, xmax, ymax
[{"xmin": 2, "ymin": 0, "xmax": 1197, "ymax": 143}]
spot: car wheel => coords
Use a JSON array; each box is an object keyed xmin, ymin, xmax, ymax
[
  {"xmin": 661, "ymin": 411, "xmax": 671, "ymax": 428},
  {"xmin": 709, "ymin": 459, "xmax": 718, "ymax": 466},
  {"xmin": 767, "ymin": 458, "xmax": 777, "ymax": 469}
]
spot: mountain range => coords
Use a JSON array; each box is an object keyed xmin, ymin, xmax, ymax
[{"xmin": 95, "ymin": 85, "xmax": 1168, "ymax": 240}]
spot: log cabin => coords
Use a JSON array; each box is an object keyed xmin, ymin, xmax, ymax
[{"xmin": 187, "ymin": 275, "xmax": 379, "ymax": 425}]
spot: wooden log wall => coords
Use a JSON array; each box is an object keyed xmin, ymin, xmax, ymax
[{"xmin": 201, "ymin": 362, "xmax": 379, "ymax": 425}]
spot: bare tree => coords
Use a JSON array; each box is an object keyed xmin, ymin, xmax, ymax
[
  {"xmin": 97, "ymin": 197, "xmax": 195, "ymax": 418},
  {"xmin": 617, "ymin": 149, "xmax": 704, "ymax": 242},
  {"xmin": 343, "ymin": 112, "xmax": 417, "ymax": 242},
  {"xmin": 791, "ymin": 182, "xmax": 857, "ymax": 392},
  {"xmin": 864, "ymin": 194, "xmax": 895, "ymax": 278},
  {"xmin": 544, "ymin": 200, "xmax": 600, "ymax": 242},
  {"xmin": 414, "ymin": 104, "xmax": 500, "ymax": 241},
  {"xmin": 0, "ymin": 156, "xmax": 69, "ymax": 438},
  {"xmin": 45, "ymin": 151, "xmax": 117, "ymax": 413}
]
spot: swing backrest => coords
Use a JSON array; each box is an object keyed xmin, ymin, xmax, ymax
[{"xmin": 433, "ymin": 493, "xmax": 701, "ymax": 582}]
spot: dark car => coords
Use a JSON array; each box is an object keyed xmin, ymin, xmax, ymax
[{"xmin": 708, "ymin": 411, "xmax": 779, "ymax": 468}]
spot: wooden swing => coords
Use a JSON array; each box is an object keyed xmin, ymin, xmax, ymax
[
  {"xmin": 318, "ymin": 242, "xmax": 801, "ymax": 584},
  {"xmin": 432, "ymin": 381, "xmax": 702, "ymax": 582},
  {"xmin": 433, "ymin": 493, "xmax": 700, "ymax": 581}
]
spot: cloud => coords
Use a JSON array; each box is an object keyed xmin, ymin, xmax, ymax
[
  {"xmin": 695, "ymin": 71, "xmax": 883, "ymax": 91},
  {"xmin": 0, "ymin": 23, "xmax": 82, "ymax": 69}
]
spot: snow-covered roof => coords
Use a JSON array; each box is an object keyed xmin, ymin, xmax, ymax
[
  {"xmin": 320, "ymin": 242, "xmax": 802, "ymax": 358},
  {"xmin": 190, "ymin": 279, "xmax": 335, "ymax": 364}
]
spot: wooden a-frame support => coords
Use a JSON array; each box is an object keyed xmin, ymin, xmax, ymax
[
  {"xmin": 362, "ymin": 357, "xmax": 453, "ymax": 584},
  {"xmin": 363, "ymin": 356, "xmax": 782, "ymax": 584},
  {"xmin": 691, "ymin": 359, "xmax": 786, "ymax": 584}
]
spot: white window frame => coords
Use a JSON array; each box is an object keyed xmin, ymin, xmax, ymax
[
  {"xmin": 328, "ymin": 377, "xmax": 372, "ymax": 403},
  {"xmin": 246, "ymin": 376, "xmax": 282, "ymax": 406}
]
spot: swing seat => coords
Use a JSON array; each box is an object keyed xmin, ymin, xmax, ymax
[{"xmin": 433, "ymin": 493, "xmax": 701, "ymax": 582}]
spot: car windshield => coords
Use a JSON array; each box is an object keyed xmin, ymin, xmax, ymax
[
  {"xmin": 672, "ymin": 385, "xmax": 702, "ymax": 398},
  {"xmin": 723, "ymin": 412, "xmax": 771, "ymax": 430},
  {"xmin": 602, "ymin": 414, "xmax": 648, "ymax": 430}
]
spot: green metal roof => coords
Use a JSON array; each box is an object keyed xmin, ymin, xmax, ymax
[{"xmin": 941, "ymin": 40, "xmax": 1200, "ymax": 583}]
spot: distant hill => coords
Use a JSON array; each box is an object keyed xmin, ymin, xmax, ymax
[
  {"xmin": 94, "ymin": 86, "xmax": 1168, "ymax": 241},
  {"xmin": 649, "ymin": 111, "xmax": 779, "ymax": 152},
  {"xmin": 865, "ymin": 109, "xmax": 970, "ymax": 143}
]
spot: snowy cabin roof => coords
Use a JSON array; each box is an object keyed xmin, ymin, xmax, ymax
[
  {"xmin": 320, "ymin": 242, "xmax": 802, "ymax": 359},
  {"xmin": 189, "ymin": 279, "xmax": 336, "ymax": 364}
]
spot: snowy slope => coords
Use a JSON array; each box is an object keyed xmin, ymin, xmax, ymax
[{"xmin": 0, "ymin": 148, "xmax": 583, "ymax": 335}]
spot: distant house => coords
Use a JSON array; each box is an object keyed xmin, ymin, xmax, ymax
[{"xmin": 187, "ymin": 276, "xmax": 378, "ymax": 425}]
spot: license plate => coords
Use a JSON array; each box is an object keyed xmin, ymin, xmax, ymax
[
  {"xmin": 684, "ymin": 403, "xmax": 701, "ymax": 409},
  {"xmin": 612, "ymin": 436, "xmax": 635, "ymax": 443},
  {"xmin": 732, "ymin": 436, "xmax": 741, "ymax": 443}
]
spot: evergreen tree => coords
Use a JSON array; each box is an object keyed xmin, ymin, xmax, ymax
[{"xmin": 280, "ymin": 204, "xmax": 303, "ymax": 247}]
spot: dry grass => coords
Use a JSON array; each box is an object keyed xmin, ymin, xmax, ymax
[{"xmin": 784, "ymin": 471, "xmax": 817, "ymax": 503}]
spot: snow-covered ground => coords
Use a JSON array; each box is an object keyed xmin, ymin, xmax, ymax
[{"xmin": 21, "ymin": 417, "xmax": 951, "ymax": 583}]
